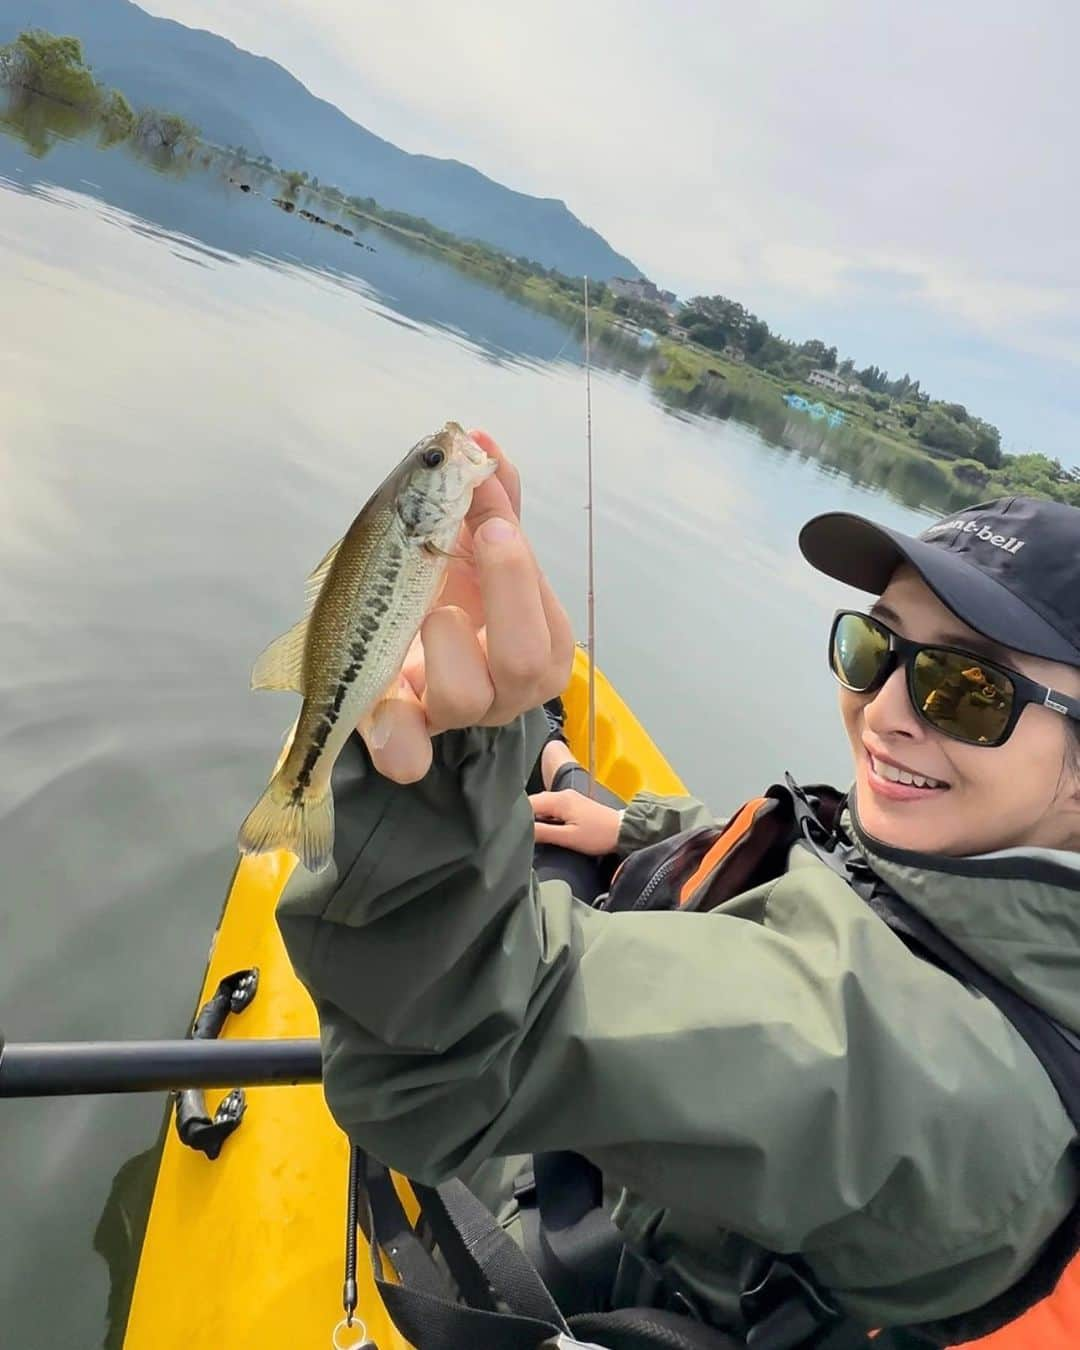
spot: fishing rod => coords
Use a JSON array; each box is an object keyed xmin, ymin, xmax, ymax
[
  {"xmin": 584, "ymin": 275, "xmax": 597, "ymax": 798},
  {"xmin": 0, "ymin": 1033, "xmax": 322, "ymax": 1097}
]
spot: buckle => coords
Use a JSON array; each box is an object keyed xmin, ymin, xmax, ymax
[
  {"xmin": 742, "ymin": 1259, "xmax": 840, "ymax": 1350},
  {"xmin": 512, "ymin": 1165, "xmax": 537, "ymax": 1204}
]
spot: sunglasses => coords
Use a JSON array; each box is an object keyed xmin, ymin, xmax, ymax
[{"xmin": 828, "ymin": 610, "xmax": 1080, "ymax": 748}]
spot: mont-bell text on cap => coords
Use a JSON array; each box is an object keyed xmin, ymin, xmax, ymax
[{"xmin": 921, "ymin": 516, "xmax": 1026, "ymax": 555}]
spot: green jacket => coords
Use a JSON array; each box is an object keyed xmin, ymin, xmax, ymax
[{"xmin": 277, "ymin": 709, "xmax": 1080, "ymax": 1333}]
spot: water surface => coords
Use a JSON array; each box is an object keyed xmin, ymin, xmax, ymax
[{"xmin": 0, "ymin": 120, "xmax": 935, "ymax": 1346}]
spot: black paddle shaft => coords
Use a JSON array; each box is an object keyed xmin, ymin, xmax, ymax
[{"xmin": 0, "ymin": 1036, "xmax": 322, "ymax": 1097}]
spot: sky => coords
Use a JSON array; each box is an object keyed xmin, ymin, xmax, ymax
[{"xmin": 140, "ymin": 0, "xmax": 1079, "ymax": 464}]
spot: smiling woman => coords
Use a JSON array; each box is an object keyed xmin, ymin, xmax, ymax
[
  {"xmin": 277, "ymin": 471, "xmax": 1080, "ymax": 1350},
  {"xmin": 803, "ymin": 499, "xmax": 1080, "ymax": 856}
]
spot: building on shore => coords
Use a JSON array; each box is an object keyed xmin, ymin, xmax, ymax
[
  {"xmin": 610, "ymin": 276, "xmax": 680, "ymax": 315},
  {"xmin": 808, "ymin": 368, "xmax": 855, "ymax": 395}
]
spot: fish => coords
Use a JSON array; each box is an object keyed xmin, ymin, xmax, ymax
[{"xmin": 237, "ymin": 421, "xmax": 496, "ymax": 872}]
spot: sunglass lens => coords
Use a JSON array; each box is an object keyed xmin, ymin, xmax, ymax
[
  {"xmin": 911, "ymin": 649, "xmax": 1014, "ymax": 745},
  {"xmin": 831, "ymin": 613, "xmax": 889, "ymax": 691}
]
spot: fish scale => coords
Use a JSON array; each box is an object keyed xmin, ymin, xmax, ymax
[{"xmin": 238, "ymin": 423, "xmax": 496, "ymax": 872}]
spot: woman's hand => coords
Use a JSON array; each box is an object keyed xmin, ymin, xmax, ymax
[
  {"xmin": 359, "ymin": 430, "xmax": 575, "ymax": 784},
  {"xmin": 529, "ymin": 789, "xmax": 623, "ymax": 856}
]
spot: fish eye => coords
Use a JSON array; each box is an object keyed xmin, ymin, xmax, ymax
[{"xmin": 421, "ymin": 447, "xmax": 445, "ymax": 469}]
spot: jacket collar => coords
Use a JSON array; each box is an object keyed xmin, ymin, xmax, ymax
[{"xmin": 846, "ymin": 794, "xmax": 1080, "ymax": 1032}]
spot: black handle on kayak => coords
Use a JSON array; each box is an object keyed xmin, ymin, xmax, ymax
[{"xmin": 0, "ymin": 1034, "xmax": 323, "ymax": 1097}]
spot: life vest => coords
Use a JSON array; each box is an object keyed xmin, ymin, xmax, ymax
[{"xmin": 354, "ymin": 778, "xmax": 1080, "ymax": 1350}]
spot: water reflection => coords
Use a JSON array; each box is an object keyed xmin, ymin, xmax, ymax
[{"xmin": 0, "ymin": 92, "xmax": 966, "ymax": 515}]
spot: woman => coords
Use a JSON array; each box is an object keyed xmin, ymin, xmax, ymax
[{"xmin": 277, "ymin": 432, "xmax": 1080, "ymax": 1348}]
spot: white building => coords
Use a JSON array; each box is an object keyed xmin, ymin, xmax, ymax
[{"xmin": 807, "ymin": 369, "xmax": 849, "ymax": 395}]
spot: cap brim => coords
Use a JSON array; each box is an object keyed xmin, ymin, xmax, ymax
[{"xmin": 798, "ymin": 512, "xmax": 1080, "ymax": 666}]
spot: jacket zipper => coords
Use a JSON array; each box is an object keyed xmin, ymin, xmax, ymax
[{"xmin": 635, "ymin": 850, "xmax": 690, "ymax": 910}]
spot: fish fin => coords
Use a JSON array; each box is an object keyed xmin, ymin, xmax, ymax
[
  {"xmin": 251, "ymin": 617, "xmax": 308, "ymax": 693},
  {"xmin": 250, "ymin": 532, "xmax": 342, "ymax": 693},
  {"xmin": 237, "ymin": 778, "xmax": 336, "ymax": 873},
  {"xmin": 303, "ymin": 535, "xmax": 343, "ymax": 614}
]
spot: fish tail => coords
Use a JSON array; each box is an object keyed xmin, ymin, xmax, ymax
[{"xmin": 237, "ymin": 774, "xmax": 335, "ymax": 874}]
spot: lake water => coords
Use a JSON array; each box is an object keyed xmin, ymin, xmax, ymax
[{"xmin": 0, "ymin": 117, "xmax": 936, "ymax": 1346}]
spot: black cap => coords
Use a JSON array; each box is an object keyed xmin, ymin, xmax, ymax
[{"xmin": 798, "ymin": 496, "xmax": 1080, "ymax": 667}]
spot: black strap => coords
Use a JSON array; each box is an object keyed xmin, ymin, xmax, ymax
[
  {"xmin": 362, "ymin": 1154, "xmax": 458, "ymax": 1301},
  {"xmin": 568, "ymin": 1307, "xmax": 745, "ymax": 1349},
  {"xmin": 524, "ymin": 1151, "xmax": 624, "ymax": 1315},
  {"xmin": 359, "ymin": 1150, "xmax": 752, "ymax": 1350},
  {"xmin": 359, "ymin": 1153, "xmax": 567, "ymax": 1350},
  {"xmin": 413, "ymin": 1176, "xmax": 569, "ymax": 1326}
]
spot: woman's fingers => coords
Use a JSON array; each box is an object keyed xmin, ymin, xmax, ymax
[
  {"xmin": 539, "ymin": 570, "xmax": 576, "ymax": 692},
  {"xmin": 529, "ymin": 789, "xmax": 623, "ymax": 855},
  {"xmin": 438, "ymin": 470, "xmax": 517, "ymax": 621},
  {"xmin": 529, "ymin": 791, "xmax": 570, "ymax": 822},
  {"xmin": 358, "ymin": 675, "xmax": 433, "ymax": 784},
  {"xmin": 469, "ymin": 429, "xmax": 521, "ymax": 518},
  {"xmin": 421, "ymin": 606, "xmax": 494, "ymax": 733},
  {"xmin": 530, "ymin": 791, "xmax": 579, "ymax": 846},
  {"xmin": 533, "ymin": 819, "xmax": 574, "ymax": 846}
]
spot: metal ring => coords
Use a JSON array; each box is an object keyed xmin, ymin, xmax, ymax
[{"xmin": 332, "ymin": 1317, "xmax": 369, "ymax": 1350}]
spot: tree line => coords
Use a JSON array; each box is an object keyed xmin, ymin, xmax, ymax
[{"xmin": 675, "ymin": 291, "xmax": 1077, "ymax": 502}]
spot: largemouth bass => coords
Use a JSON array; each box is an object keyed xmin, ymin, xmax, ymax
[{"xmin": 238, "ymin": 422, "xmax": 496, "ymax": 872}]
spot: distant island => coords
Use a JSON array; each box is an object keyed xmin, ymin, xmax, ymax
[{"xmin": 3, "ymin": 23, "xmax": 1076, "ymax": 512}]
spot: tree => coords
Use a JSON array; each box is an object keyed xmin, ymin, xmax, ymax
[
  {"xmin": 99, "ymin": 89, "xmax": 134, "ymax": 144},
  {"xmin": 800, "ymin": 339, "xmax": 836, "ymax": 370},
  {"xmin": 915, "ymin": 407, "xmax": 975, "ymax": 457},
  {"xmin": 858, "ymin": 364, "xmax": 890, "ymax": 393},
  {"xmin": 744, "ymin": 318, "xmax": 770, "ymax": 355},
  {"xmin": 281, "ymin": 168, "xmax": 309, "ymax": 195},
  {"xmin": 588, "ymin": 279, "xmax": 609, "ymax": 306},
  {"xmin": 0, "ymin": 30, "xmax": 100, "ymax": 108},
  {"xmin": 134, "ymin": 108, "xmax": 198, "ymax": 153},
  {"xmin": 612, "ymin": 296, "xmax": 670, "ymax": 333},
  {"xmin": 970, "ymin": 419, "xmax": 1002, "ymax": 469}
]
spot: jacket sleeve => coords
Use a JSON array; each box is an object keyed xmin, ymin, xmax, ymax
[
  {"xmin": 615, "ymin": 788, "xmax": 716, "ymax": 856},
  {"xmin": 277, "ymin": 712, "xmax": 1075, "ymax": 1319}
]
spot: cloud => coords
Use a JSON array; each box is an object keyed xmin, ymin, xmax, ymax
[{"xmin": 139, "ymin": 0, "xmax": 1080, "ymax": 456}]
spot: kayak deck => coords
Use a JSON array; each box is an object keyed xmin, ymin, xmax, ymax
[{"xmin": 123, "ymin": 648, "xmax": 685, "ymax": 1348}]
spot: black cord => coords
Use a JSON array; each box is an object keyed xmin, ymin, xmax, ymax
[{"xmin": 344, "ymin": 1144, "xmax": 361, "ymax": 1324}]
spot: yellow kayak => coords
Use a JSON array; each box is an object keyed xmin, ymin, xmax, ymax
[{"xmin": 123, "ymin": 647, "xmax": 686, "ymax": 1349}]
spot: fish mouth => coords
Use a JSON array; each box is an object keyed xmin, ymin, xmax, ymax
[{"xmin": 462, "ymin": 433, "xmax": 495, "ymax": 473}]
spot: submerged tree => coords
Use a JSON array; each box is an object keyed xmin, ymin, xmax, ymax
[
  {"xmin": 281, "ymin": 168, "xmax": 309, "ymax": 196},
  {"xmin": 133, "ymin": 108, "xmax": 199, "ymax": 154},
  {"xmin": 0, "ymin": 29, "xmax": 100, "ymax": 108},
  {"xmin": 98, "ymin": 89, "xmax": 135, "ymax": 145}
]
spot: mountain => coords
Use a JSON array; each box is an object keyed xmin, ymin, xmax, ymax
[{"xmin": 0, "ymin": 0, "xmax": 641, "ymax": 280}]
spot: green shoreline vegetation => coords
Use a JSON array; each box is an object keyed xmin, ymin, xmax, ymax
[{"xmin": 5, "ymin": 26, "xmax": 1077, "ymax": 514}]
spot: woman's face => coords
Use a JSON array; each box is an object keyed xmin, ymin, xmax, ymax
[{"xmin": 840, "ymin": 566, "xmax": 1080, "ymax": 856}]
